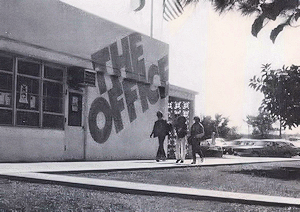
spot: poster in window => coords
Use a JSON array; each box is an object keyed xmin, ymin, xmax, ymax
[
  {"xmin": 0, "ymin": 92, "xmax": 4, "ymax": 105},
  {"xmin": 71, "ymin": 96, "xmax": 78, "ymax": 112},
  {"xmin": 30, "ymin": 96, "xmax": 36, "ymax": 109},
  {"xmin": 4, "ymin": 93, "xmax": 11, "ymax": 106},
  {"xmin": 19, "ymin": 84, "xmax": 28, "ymax": 104}
]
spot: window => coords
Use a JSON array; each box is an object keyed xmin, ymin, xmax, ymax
[
  {"xmin": 43, "ymin": 64, "xmax": 64, "ymax": 129},
  {"xmin": 0, "ymin": 53, "xmax": 66, "ymax": 129},
  {"xmin": 0, "ymin": 55, "xmax": 13, "ymax": 125},
  {"xmin": 0, "ymin": 56, "xmax": 13, "ymax": 72},
  {"xmin": 44, "ymin": 65, "xmax": 64, "ymax": 81},
  {"xmin": 16, "ymin": 59, "xmax": 40, "ymax": 127},
  {"xmin": 18, "ymin": 60, "xmax": 40, "ymax": 76},
  {"xmin": 68, "ymin": 92, "xmax": 82, "ymax": 126}
]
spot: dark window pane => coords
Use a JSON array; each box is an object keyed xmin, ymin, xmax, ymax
[
  {"xmin": 44, "ymin": 66, "xmax": 64, "ymax": 81},
  {"xmin": 16, "ymin": 93, "xmax": 39, "ymax": 111},
  {"xmin": 18, "ymin": 60, "xmax": 40, "ymax": 76},
  {"xmin": 43, "ymin": 81, "xmax": 63, "ymax": 98},
  {"xmin": 68, "ymin": 93, "xmax": 82, "ymax": 126},
  {"xmin": 0, "ymin": 109, "xmax": 12, "ymax": 125},
  {"xmin": 43, "ymin": 114, "xmax": 64, "ymax": 129},
  {"xmin": 0, "ymin": 73, "xmax": 12, "ymax": 91},
  {"xmin": 43, "ymin": 97, "xmax": 63, "ymax": 113},
  {"xmin": 17, "ymin": 111, "xmax": 39, "ymax": 126},
  {"xmin": 17, "ymin": 76, "xmax": 39, "ymax": 94},
  {"xmin": 0, "ymin": 56, "xmax": 13, "ymax": 72}
]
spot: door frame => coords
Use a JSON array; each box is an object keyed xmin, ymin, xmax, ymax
[{"xmin": 64, "ymin": 87, "xmax": 87, "ymax": 160}]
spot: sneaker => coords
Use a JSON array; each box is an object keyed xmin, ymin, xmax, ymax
[
  {"xmin": 176, "ymin": 159, "xmax": 180, "ymax": 163},
  {"xmin": 180, "ymin": 160, "xmax": 184, "ymax": 163},
  {"xmin": 156, "ymin": 159, "xmax": 160, "ymax": 162},
  {"xmin": 191, "ymin": 161, "xmax": 196, "ymax": 164},
  {"xmin": 200, "ymin": 158, "xmax": 204, "ymax": 163}
]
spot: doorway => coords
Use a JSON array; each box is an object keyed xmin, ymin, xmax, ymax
[{"xmin": 64, "ymin": 90, "xmax": 85, "ymax": 160}]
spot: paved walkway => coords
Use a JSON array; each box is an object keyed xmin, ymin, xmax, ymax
[
  {"xmin": 1, "ymin": 156, "xmax": 300, "ymax": 207},
  {"xmin": 0, "ymin": 155, "xmax": 298, "ymax": 174}
]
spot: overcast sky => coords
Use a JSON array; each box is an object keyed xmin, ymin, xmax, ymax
[{"xmin": 61, "ymin": 0, "xmax": 300, "ymax": 134}]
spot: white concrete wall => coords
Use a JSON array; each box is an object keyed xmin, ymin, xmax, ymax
[{"xmin": 0, "ymin": 127, "xmax": 65, "ymax": 162}]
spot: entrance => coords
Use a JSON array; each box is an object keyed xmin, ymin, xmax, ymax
[
  {"xmin": 64, "ymin": 90, "xmax": 85, "ymax": 160},
  {"xmin": 168, "ymin": 97, "xmax": 192, "ymax": 159}
]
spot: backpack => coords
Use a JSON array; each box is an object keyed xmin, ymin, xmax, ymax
[
  {"xmin": 176, "ymin": 124, "xmax": 187, "ymax": 138},
  {"xmin": 153, "ymin": 119, "xmax": 170, "ymax": 137}
]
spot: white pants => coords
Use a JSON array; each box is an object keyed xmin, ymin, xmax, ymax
[{"xmin": 175, "ymin": 137, "xmax": 186, "ymax": 160}]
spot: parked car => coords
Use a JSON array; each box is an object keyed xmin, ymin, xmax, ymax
[
  {"xmin": 288, "ymin": 137, "xmax": 300, "ymax": 155},
  {"xmin": 201, "ymin": 139, "xmax": 223, "ymax": 157},
  {"xmin": 223, "ymin": 139, "xmax": 260, "ymax": 155},
  {"xmin": 287, "ymin": 141, "xmax": 300, "ymax": 156},
  {"xmin": 233, "ymin": 139, "xmax": 299, "ymax": 158},
  {"xmin": 288, "ymin": 136, "xmax": 300, "ymax": 142},
  {"xmin": 204, "ymin": 138, "xmax": 227, "ymax": 153}
]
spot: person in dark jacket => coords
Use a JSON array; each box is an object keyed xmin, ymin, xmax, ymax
[
  {"xmin": 175, "ymin": 116, "xmax": 188, "ymax": 163},
  {"xmin": 189, "ymin": 116, "xmax": 205, "ymax": 164},
  {"xmin": 150, "ymin": 111, "xmax": 169, "ymax": 162}
]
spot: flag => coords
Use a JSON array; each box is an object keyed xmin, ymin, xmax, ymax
[{"xmin": 163, "ymin": 0, "xmax": 187, "ymax": 21}]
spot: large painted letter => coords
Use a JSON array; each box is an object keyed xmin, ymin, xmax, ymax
[
  {"xmin": 96, "ymin": 72, "xmax": 107, "ymax": 95},
  {"xmin": 88, "ymin": 97, "xmax": 112, "ymax": 144},
  {"xmin": 110, "ymin": 37, "xmax": 132, "ymax": 77},
  {"xmin": 122, "ymin": 79, "xmax": 138, "ymax": 122},
  {"xmin": 91, "ymin": 47, "xmax": 110, "ymax": 73},
  {"xmin": 158, "ymin": 55, "xmax": 169, "ymax": 84},
  {"xmin": 129, "ymin": 33, "xmax": 146, "ymax": 82},
  {"xmin": 108, "ymin": 76, "xmax": 125, "ymax": 133}
]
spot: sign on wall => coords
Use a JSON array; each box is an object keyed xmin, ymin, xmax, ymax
[{"xmin": 88, "ymin": 33, "xmax": 169, "ymax": 144}]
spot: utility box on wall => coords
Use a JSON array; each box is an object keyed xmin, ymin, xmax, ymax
[{"xmin": 67, "ymin": 67, "xmax": 96, "ymax": 89}]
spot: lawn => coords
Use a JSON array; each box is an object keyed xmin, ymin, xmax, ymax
[
  {"xmin": 0, "ymin": 161, "xmax": 299, "ymax": 211},
  {"xmin": 66, "ymin": 161, "xmax": 300, "ymax": 198}
]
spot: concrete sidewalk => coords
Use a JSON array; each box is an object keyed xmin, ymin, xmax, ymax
[
  {"xmin": 1, "ymin": 156, "xmax": 300, "ymax": 208},
  {"xmin": 0, "ymin": 155, "xmax": 299, "ymax": 174}
]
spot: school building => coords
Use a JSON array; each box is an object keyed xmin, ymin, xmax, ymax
[{"xmin": 0, "ymin": 0, "xmax": 197, "ymax": 162}]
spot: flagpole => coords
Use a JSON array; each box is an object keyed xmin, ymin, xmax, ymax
[{"xmin": 150, "ymin": 0, "xmax": 153, "ymax": 38}]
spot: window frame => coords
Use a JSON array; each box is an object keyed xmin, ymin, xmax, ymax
[
  {"xmin": 42, "ymin": 62, "xmax": 66, "ymax": 129},
  {"xmin": 0, "ymin": 52, "xmax": 66, "ymax": 130},
  {"xmin": 16, "ymin": 58, "xmax": 41, "ymax": 127},
  {"xmin": 0, "ymin": 54, "xmax": 14, "ymax": 125}
]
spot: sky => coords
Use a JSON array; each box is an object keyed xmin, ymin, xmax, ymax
[{"xmin": 60, "ymin": 0, "xmax": 300, "ymax": 135}]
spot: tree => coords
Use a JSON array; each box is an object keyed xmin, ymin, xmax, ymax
[
  {"xmin": 249, "ymin": 64, "xmax": 300, "ymax": 132},
  {"xmin": 181, "ymin": 0, "xmax": 300, "ymax": 42},
  {"xmin": 201, "ymin": 114, "xmax": 240, "ymax": 139},
  {"xmin": 246, "ymin": 111, "xmax": 276, "ymax": 138}
]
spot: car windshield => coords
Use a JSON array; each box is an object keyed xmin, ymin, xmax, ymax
[
  {"xmin": 229, "ymin": 139, "xmax": 259, "ymax": 145},
  {"xmin": 240, "ymin": 141, "xmax": 256, "ymax": 146},
  {"xmin": 204, "ymin": 138, "xmax": 225, "ymax": 146}
]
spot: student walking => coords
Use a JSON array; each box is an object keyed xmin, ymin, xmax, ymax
[
  {"xmin": 150, "ymin": 111, "xmax": 169, "ymax": 162},
  {"xmin": 175, "ymin": 116, "xmax": 188, "ymax": 163},
  {"xmin": 188, "ymin": 116, "xmax": 205, "ymax": 164}
]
